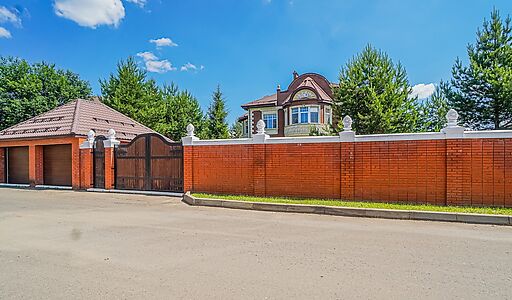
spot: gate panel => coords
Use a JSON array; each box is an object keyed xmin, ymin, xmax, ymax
[
  {"xmin": 115, "ymin": 136, "xmax": 146, "ymax": 190},
  {"xmin": 149, "ymin": 135, "xmax": 183, "ymax": 192},
  {"xmin": 93, "ymin": 136, "xmax": 106, "ymax": 188},
  {"xmin": 115, "ymin": 133, "xmax": 183, "ymax": 193}
]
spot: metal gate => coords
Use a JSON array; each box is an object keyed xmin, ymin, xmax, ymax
[
  {"xmin": 114, "ymin": 133, "xmax": 183, "ymax": 193},
  {"xmin": 93, "ymin": 136, "xmax": 107, "ymax": 189}
]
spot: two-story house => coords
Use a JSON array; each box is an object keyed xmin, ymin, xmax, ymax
[{"xmin": 239, "ymin": 72, "xmax": 337, "ymax": 137}]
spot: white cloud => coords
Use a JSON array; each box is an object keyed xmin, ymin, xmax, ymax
[
  {"xmin": 180, "ymin": 63, "xmax": 204, "ymax": 72},
  {"xmin": 126, "ymin": 0, "xmax": 146, "ymax": 7},
  {"xmin": 0, "ymin": 27, "xmax": 11, "ymax": 38},
  {"xmin": 136, "ymin": 51, "xmax": 176, "ymax": 73},
  {"xmin": 150, "ymin": 37, "xmax": 178, "ymax": 48},
  {"xmin": 145, "ymin": 59, "xmax": 175, "ymax": 73},
  {"xmin": 136, "ymin": 51, "xmax": 157, "ymax": 61},
  {"xmin": 53, "ymin": 0, "xmax": 125, "ymax": 28},
  {"xmin": 410, "ymin": 83, "xmax": 435, "ymax": 99},
  {"xmin": 0, "ymin": 6, "xmax": 21, "ymax": 26}
]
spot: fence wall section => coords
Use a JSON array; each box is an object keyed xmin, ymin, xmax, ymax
[{"xmin": 182, "ymin": 130, "xmax": 512, "ymax": 207}]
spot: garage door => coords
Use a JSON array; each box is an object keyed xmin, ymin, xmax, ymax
[
  {"xmin": 43, "ymin": 144, "xmax": 72, "ymax": 186},
  {"xmin": 7, "ymin": 147, "xmax": 29, "ymax": 184}
]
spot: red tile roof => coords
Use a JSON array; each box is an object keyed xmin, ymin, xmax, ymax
[{"xmin": 0, "ymin": 98, "xmax": 156, "ymax": 141}]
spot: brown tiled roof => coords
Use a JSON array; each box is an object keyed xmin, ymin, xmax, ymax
[
  {"xmin": 0, "ymin": 98, "xmax": 156, "ymax": 141},
  {"xmin": 283, "ymin": 76, "xmax": 333, "ymax": 104},
  {"xmin": 241, "ymin": 93, "xmax": 277, "ymax": 109}
]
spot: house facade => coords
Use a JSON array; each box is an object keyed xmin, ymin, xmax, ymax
[{"xmin": 239, "ymin": 72, "xmax": 337, "ymax": 137}]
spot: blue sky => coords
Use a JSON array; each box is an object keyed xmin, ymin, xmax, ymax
[{"xmin": 1, "ymin": 0, "xmax": 511, "ymax": 123}]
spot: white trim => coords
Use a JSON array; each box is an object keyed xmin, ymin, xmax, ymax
[
  {"xmin": 193, "ymin": 138, "xmax": 254, "ymax": 146},
  {"xmin": 0, "ymin": 183, "xmax": 30, "ymax": 188},
  {"xmin": 183, "ymin": 129, "xmax": 512, "ymax": 146},
  {"xmin": 87, "ymin": 188, "xmax": 183, "ymax": 197},
  {"xmin": 463, "ymin": 130, "xmax": 512, "ymax": 139},
  {"xmin": 35, "ymin": 185, "xmax": 72, "ymax": 190},
  {"xmin": 354, "ymin": 132, "xmax": 446, "ymax": 142},
  {"xmin": 265, "ymin": 136, "xmax": 340, "ymax": 144}
]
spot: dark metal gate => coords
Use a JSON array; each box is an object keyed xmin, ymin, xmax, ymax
[
  {"xmin": 114, "ymin": 133, "xmax": 183, "ymax": 193},
  {"xmin": 93, "ymin": 136, "xmax": 107, "ymax": 189}
]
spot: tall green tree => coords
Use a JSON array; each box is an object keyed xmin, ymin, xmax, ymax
[
  {"xmin": 153, "ymin": 84, "xmax": 206, "ymax": 141},
  {"xmin": 419, "ymin": 83, "xmax": 449, "ymax": 132},
  {"xmin": 445, "ymin": 9, "xmax": 512, "ymax": 129},
  {"xmin": 0, "ymin": 56, "xmax": 91, "ymax": 130},
  {"xmin": 100, "ymin": 57, "xmax": 161, "ymax": 128},
  {"xmin": 205, "ymin": 85, "xmax": 229, "ymax": 139},
  {"xmin": 333, "ymin": 45, "xmax": 420, "ymax": 134}
]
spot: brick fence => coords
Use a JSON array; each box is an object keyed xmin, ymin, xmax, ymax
[{"xmin": 182, "ymin": 111, "xmax": 512, "ymax": 207}]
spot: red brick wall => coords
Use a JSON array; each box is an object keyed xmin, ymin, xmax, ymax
[
  {"xmin": 350, "ymin": 140, "xmax": 447, "ymax": 205},
  {"xmin": 191, "ymin": 145, "xmax": 254, "ymax": 195},
  {"xmin": 0, "ymin": 148, "xmax": 5, "ymax": 183},
  {"xmin": 265, "ymin": 143, "xmax": 341, "ymax": 199},
  {"xmin": 104, "ymin": 147, "xmax": 115, "ymax": 190},
  {"xmin": 80, "ymin": 148, "xmax": 93, "ymax": 190},
  {"xmin": 185, "ymin": 138, "xmax": 512, "ymax": 207},
  {"xmin": 447, "ymin": 138, "xmax": 512, "ymax": 207}
]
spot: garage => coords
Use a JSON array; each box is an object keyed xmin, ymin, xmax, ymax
[
  {"xmin": 43, "ymin": 144, "xmax": 72, "ymax": 186},
  {"xmin": 6, "ymin": 146, "xmax": 29, "ymax": 184}
]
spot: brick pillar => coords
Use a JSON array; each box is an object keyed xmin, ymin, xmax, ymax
[
  {"xmin": 446, "ymin": 139, "xmax": 466, "ymax": 206},
  {"xmin": 253, "ymin": 144, "xmax": 266, "ymax": 196},
  {"xmin": 0, "ymin": 148, "xmax": 5, "ymax": 183},
  {"xmin": 35, "ymin": 146, "xmax": 43, "ymax": 185},
  {"xmin": 340, "ymin": 142, "xmax": 355, "ymax": 200},
  {"xmin": 183, "ymin": 146, "xmax": 193, "ymax": 192},
  {"xmin": 104, "ymin": 147, "xmax": 115, "ymax": 190},
  {"xmin": 80, "ymin": 148, "xmax": 93, "ymax": 190},
  {"xmin": 71, "ymin": 139, "xmax": 81, "ymax": 190},
  {"xmin": 28, "ymin": 145, "xmax": 43, "ymax": 187}
]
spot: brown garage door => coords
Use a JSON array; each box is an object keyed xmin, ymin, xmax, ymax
[
  {"xmin": 7, "ymin": 147, "xmax": 29, "ymax": 184},
  {"xmin": 43, "ymin": 144, "xmax": 72, "ymax": 186}
]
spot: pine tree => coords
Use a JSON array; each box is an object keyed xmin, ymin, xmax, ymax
[
  {"xmin": 154, "ymin": 84, "xmax": 206, "ymax": 141},
  {"xmin": 229, "ymin": 121, "xmax": 243, "ymax": 138},
  {"xmin": 205, "ymin": 85, "xmax": 229, "ymax": 139},
  {"xmin": 100, "ymin": 57, "xmax": 161, "ymax": 128},
  {"xmin": 0, "ymin": 56, "xmax": 92, "ymax": 130},
  {"xmin": 419, "ymin": 83, "xmax": 449, "ymax": 132},
  {"xmin": 446, "ymin": 9, "xmax": 512, "ymax": 129},
  {"xmin": 333, "ymin": 45, "xmax": 420, "ymax": 134}
]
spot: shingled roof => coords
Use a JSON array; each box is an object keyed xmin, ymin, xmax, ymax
[{"xmin": 0, "ymin": 98, "xmax": 156, "ymax": 141}]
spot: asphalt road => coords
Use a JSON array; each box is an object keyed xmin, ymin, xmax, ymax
[{"xmin": 0, "ymin": 188, "xmax": 511, "ymax": 299}]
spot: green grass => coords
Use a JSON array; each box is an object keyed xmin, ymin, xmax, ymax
[{"xmin": 192, "ymin": 193, "xmax": 512, "ymax": 216}]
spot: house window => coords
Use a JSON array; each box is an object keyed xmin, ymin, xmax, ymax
[
  {"xmin": 263, "ymin": 113, "xmax": 277, "ymax": 129},
  {"xmin": 310, "ymin": 107, "xmax": 319, "ymax": 123},
  {"xmin": 300, "ymin": 107, "xmax": 309, "ymax": 123},
  {"xmin": 242, "ymin": 120, "xmax": 248, "ymax": 135},
  {"xmin": 291, "ymin": 108, "xmax": 299, "ymax": 124},
  {"xmin": 325, "ymin": 107, "xmax": 332, "ymax": 124}
]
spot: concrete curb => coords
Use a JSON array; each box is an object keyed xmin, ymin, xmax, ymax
[
  {"xmin": 87, "ymin": 188, "xmax": 183, "ymax": 197},
  {"xmin": 183, "ymin": 193, "xmax": 512, "ymax": 226}
]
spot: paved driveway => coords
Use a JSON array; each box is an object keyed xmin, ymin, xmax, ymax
[{"xmin": 0, "ymin": 188, "xmax": 511, "ymax": 299}]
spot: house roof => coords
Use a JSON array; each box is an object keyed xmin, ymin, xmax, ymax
[
  {"xmin": 0, "ymin": 98, "xmax": 156, "ymax": 141},
  {"xmin": 241, "ymin": 93, "xmax": 277, "ymax": 109},
  {"xmin": 282, "ymin": 76, "xmax": 333, "ymax": 104},
  {"xmin": 240, "ymin": 72, "xmax": 335, "ymax": 111}
]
